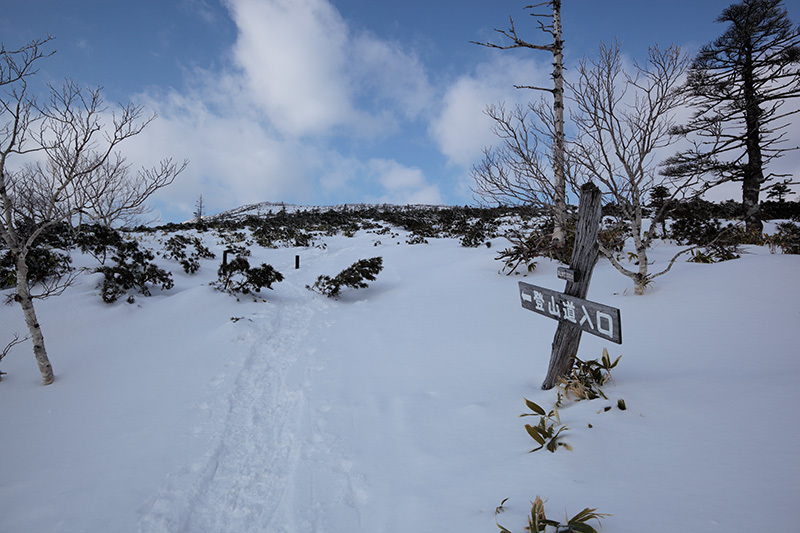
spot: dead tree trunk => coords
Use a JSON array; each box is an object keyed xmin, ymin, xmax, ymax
[
  {"xmin": 472, "ymin": 0, "xmax": 568, "ymax": 246},
  {"xmin": 550, "ymin": 0, "xmax": 567, "ymax": 248},
  {"xmin": 541, "ymin": 182, "xmax": 602, "ymax": 389}
]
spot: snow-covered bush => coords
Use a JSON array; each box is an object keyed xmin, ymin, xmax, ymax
[
  {"xmin": 668, "ymin": 202, "xmax": 752, "ymax": 262},
  {"xmin": 458, "ymin": 220, "xmax": 492, "ymax": 247},
  {"xmin": 0, "ymin": 247, "xmax": 73, "ymax": 290},
  {"xmin": 495, "ymin": 216, "xmax": 573, "ymax": 275},
  {"xmin": 405, "ymin": 234, "xmax": 428, "ymax": 245},
  {"xmin": 95, "ymin": 239, "xmax": 174, "ymax": 303},
  {"xmin": 75, "ymin": 224, "xmax": 124, "ymax": 264},
  {"xmin": 161, "ymin": 234, "xmax": 215, "ymax": 274},
  {"xmin": 597, "ymin": 219, "xmax": 629, "ymax": 255},
  {"xmin": 669, "ymin": 200, "xmax": 723, "ymax": 245},
  {"xmin": 223, "ymin": 244, "xmax": 251, "ymax": 258},
  {"xmin": 251, "ymin": 223, "xmax": 316, "ymax": 248},
  {"xmin": 766, "ymin": 222, "xmax": 800, "ymax": 254},
  {"xmin": 307, "ymin": 257, "xmax": 383, "ymax": 298},
  {"xmin": 494, "ymin": 230, "xmax": 540, "ymax": 275},
  {"xmin": 215, "ymin": 229, "xmax": 251, "ymax": 247},
  {"xmin": 213, "ymin": 255, "xmax": 284, "ymax": 296},
  {"xmin": 0, "ymin": 222, "xmax": 75, "ymax": 290}
]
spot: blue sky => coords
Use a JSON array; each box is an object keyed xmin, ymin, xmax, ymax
[{"xmin": 2, "ymin": 0, "xmax": 795, "ymax": 222}]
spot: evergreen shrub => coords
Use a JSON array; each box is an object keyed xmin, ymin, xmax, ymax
[
  {"xmin": 213, "ymin": 255, "xmax": 284, "ymax": 296},
  {"xmin": 75, "ymin": 224, "xmax": 124, "ymax": 264},
  {"xmin": 766, "ymin": 222, "xmax": 800, "ymax": 254},
  {"xmin": 0, "ymin": 248, "xmax": 73, "ymax": 290},
  {"xmin": 307, "ymin": 257, "xmax": 383, "ymax": 298},
  {"xmin": 161, "ymin": 234, "xmax": 215, "ymax": 274},
  {"xmin": 95, "ymin": 239, "xmax": 174, "ymax": 303}
]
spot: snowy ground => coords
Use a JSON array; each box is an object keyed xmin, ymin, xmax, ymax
[{"xmin": 1, "ymin": 223, "xmax": 798, "ymax": 532}]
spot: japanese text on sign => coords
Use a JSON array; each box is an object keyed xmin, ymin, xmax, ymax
[{"xmin": 518, "ymin": 281, "xmax": 622, "ymax": 344}]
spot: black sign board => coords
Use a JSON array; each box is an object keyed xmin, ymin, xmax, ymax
[{"xmin": 519, "ymin": 281, "xmax": 622, "ymax": 344}]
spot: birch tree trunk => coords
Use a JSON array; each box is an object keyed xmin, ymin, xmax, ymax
[
  {"xmin": 14, "ymin": 256, "xmax": 54, "ymax": 385},
  {"xmin": 631, "ymin": 198, "xmax": 650, "ymax": 296}
]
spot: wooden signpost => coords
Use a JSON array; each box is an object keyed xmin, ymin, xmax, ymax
[{"xmin": 518, "ymin": 183, "xmax": 623, "ymax": 389}]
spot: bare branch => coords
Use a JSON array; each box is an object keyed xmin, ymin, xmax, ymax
[
  {"xmin": 471, "ymin": 101, "xmax": 574, "ymax": 209},
  {"xmin": 81, "ymin": 157, "xmax": 188, "ymax": 227},
  {"xmin": 471, "ymin": 0, "xmax": 568, "ymax": 246},
  {"xmin": 514, "ymin": 85, "xmax": 556, "ymax": 93},
  {"xmin": 470, "ymin": 15, "xmax": 555, "ymax": 53},
  {"xmin": 0, "ymin": 38, "xmax": 184, "ymax": 384},
  {"xmin": 570, "ymin": 41, "xmax": 692, "ymax": 294},
  {"xmin": 1, "ymin": 332, "xmax": 29, "ymax": 362},
  {"xmin": 0, "ymin": 332, "xmax": 30, "ymax": 379}
]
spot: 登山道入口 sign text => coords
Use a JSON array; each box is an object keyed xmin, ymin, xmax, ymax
[{"xmin": 519, "ymin": 281, "xmax": 622, "ymax": 344}]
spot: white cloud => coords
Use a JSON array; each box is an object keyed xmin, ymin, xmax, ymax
[
  {"xmin": 368, "ymin": 158, "xmax": 443, "ymax": 205},
  {"xmin": 128, "ymin": 81, "xmax": 443, "ymax": 220},
  {"xmin": 116, "ymin": 0, "xmax": 446, "ymax": 220},
  {"xmin": 224, "ymin": 0, "xmax": 356, "ymax": 137},
  {"xmin": 125, "ymin": 85, "xmax": 316, "ymax": 219},
  {"xmin": 430, "ymin": 55, "xmax": 553, "ymax": 168},
  {"xmin": 350, "ymin": 33, "xmax": 434, "ymax": 120},
  {"xmin": 315, "ymin": 156, "xmax": 443, "ymax": 206},
  {"xmin": 222, "ymin": 0, "xmax": 434, "ymax": 139}
]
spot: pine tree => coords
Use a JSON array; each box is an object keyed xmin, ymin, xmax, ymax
[
  {"xmin": 766, "ymin": 180, "xmax": 793, "ymax": 202},
  {"xmin": 665, "ymin": 0, "xmax": 800, "ymax": 234}
]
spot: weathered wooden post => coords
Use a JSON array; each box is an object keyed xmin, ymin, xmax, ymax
[{"xmin": 541, "ymin": 182, "xmax": 603, "ymax": 389}]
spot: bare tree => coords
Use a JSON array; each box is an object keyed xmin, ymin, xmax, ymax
[
  {"xmin": 0, "ymin": 38, "xmax": 185, "ymax": 385},
  {"xmin": 77, "ymin": 155, "xmax": 187, "ymax": 227},
  {"xmin": 193, "ymin": 194, "xmax": 205, "ymax": 222},
  {"xmin": 472, "ymin": 0, "xmax": 568, "ymax": 247},
  {"xmin": 471, "ymin": 100, "xmax": 568, "ymax": 211},
  {"xmin": 569, "ymin": 42, "xmax": 693, "ymax": 295}
]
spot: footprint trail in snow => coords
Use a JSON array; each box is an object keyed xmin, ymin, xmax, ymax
[{"xmin": 138, "ymin": 287, "xmax": 366, "ymax": 532}]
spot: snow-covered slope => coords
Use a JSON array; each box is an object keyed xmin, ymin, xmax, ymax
[{"xmin": 1, "ymin": 223, "xmax": 798, "ymax": 532}]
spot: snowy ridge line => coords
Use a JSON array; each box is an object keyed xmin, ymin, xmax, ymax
[{"xmin": 205, "ymin": 201, "xmax": 452, "ymax": 222}]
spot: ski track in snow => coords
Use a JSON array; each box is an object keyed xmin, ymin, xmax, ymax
[{"xmin": 137, "ymin": 282, "xmax": 365, "ymax": 532}]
